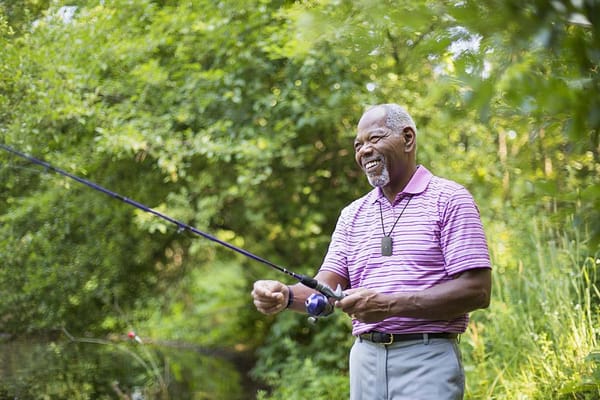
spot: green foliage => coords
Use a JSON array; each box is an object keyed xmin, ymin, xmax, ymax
[
  {"xmin": 251, "ymin": 311, "xmax": 353, "ymax": 381},
  {"xmin": 0, "ymin": 0, "xmax": 598, "ymax": 398},
  {"xmin": 462, "ymin": 214, "xmax": 600, "ymax": 399},
  {"xmin": 251, "ymin": 312, "xmax": 353, "ymax": 399},
  {"xmin": 143, "ymin": 260, "xmax": 260, "ymax": 348},
  {"xmin": 256, "ymin": 357, "xmax": 349, "ymax": 400},
  {"xmin": 0, "ymin": 0, "xmax": 51, "ymax": 35}
]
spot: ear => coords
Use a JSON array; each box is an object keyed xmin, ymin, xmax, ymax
[{"xmin": 403, "ymin": 127, "xmax": 416, "ymax": 152}]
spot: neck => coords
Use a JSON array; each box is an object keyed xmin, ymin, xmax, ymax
[{"xmin": 381, "ymin": 164, "xmax": 418, "ymax": 203}]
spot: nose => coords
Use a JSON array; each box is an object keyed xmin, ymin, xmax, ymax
[{"xmin": 356, "ymin": 142, "xmax": 374, "ymax": 161}]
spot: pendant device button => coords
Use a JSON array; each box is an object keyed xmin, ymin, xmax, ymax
[{"xmin": 381, "ymin": 236, "xmax": 393, "ymax": 256}]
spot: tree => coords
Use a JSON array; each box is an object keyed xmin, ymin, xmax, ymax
[{"xmin": 0, "ymin": 0, "xmax": 598, "ymax": 398}]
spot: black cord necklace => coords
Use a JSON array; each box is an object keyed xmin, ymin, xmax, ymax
[{"xmin": 378, "ymin": 196, "xmax": 412, "ymax": 256}]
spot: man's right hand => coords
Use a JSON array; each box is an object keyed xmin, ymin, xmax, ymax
[{"xmin": 251, "ymin": 280, "xmax": 290, "ymax": 315}]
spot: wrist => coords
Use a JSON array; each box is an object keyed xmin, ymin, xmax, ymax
[{"xmin": 285, "ymin": 286, "xmax": 294, "ymax": 309}]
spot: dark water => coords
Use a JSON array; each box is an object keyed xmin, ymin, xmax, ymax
[{"xmin": 0, "ymin": 338, "xmax": 259, "ymax": 399}]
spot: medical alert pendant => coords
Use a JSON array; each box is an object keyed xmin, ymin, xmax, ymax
[
  {"xmin": 379, "ymin": 196, "xmax": 412, "ymax": 258},
  {"xmin": 381, "ymin": 236, "xmax": 393, "ymax": 256}
]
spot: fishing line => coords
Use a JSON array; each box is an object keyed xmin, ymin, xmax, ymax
[{"xmin": 0, "ymin": 143, "xmax": 343, "ymax": 300}]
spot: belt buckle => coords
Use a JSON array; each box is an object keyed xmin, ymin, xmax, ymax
[{"xmin": 382, "ymin": 333, "xmax": 394, "ymax": 345}]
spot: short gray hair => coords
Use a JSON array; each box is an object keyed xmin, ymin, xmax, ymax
[{"xmin": 381, "ymin": 104, "xmax": 417, "ymax": 135}]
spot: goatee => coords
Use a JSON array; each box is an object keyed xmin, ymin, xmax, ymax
[{"xmin": 367, "ymin": 166, "xmax": 390, "ymax": 188}]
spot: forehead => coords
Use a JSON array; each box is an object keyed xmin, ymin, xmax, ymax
[
  {"xmin": 355, "ymin": 106, "xmax": 387, "ymax": 140},
  {"xmin": 357, "ymin": 106, "xmax": 386, "ymax": 130}
]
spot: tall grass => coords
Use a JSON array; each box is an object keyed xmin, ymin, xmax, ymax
[{"xmin": 464, "ymin": 216, "xmax": 599, "ymax": 399}]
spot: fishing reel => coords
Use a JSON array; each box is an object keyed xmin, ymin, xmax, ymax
[
  {"xmin": 305, "ymin": 293, "xmax": 334, "ymax": 323},
  {"xmin": 304, "ymin": 282, "xmax": 344, "ymax": 324}
]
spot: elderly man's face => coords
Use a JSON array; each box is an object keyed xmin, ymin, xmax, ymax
[{"xmin": 354, "ymin": 107, "xmax": 407, "ymax": 189}]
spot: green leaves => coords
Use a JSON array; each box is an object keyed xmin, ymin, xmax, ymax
[{"xmin": 0, "ymin": 0, "xmax": 599, "ymax": 397}]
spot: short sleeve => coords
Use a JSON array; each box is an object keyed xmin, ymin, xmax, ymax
[
  {"xmin": 319, "ymin": 208, "xmax": 351, "ymax": 281},
  {"xmin": 439, "ymin": 187, "xmax": 491, "ymax": 276}
]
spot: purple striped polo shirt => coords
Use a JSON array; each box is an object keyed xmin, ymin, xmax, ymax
[{"xmin": 319, "ymin": 166, "xmax": 491, "ymax": 335}]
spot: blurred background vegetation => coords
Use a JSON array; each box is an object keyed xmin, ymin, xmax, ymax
[{"xmin": 0, "ymin": 0, "xmax": 598, "ymax": 398}]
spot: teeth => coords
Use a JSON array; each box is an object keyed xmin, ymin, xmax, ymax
[{"xmin": 365, "ymin": 160, "xmax": 379, "ymax": 169}]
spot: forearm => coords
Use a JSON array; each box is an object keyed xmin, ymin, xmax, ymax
[{"xmin": 389, "ymin": 269, "xmax": 491, "ymax": 320}]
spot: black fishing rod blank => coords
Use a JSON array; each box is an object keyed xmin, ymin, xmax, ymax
[{"xmin": 0, "ymin": 143, "xmax": 343, "ymax": 304}]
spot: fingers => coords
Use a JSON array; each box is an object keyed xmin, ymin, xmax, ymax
[
  {"xmin": 335, "ymin": 288, "xmax": 371, "ymax": 321},
  {"xmin": 335, "ymin": 288, "xmax": 364, "ymax": 311},
  {"xmin": 251, "ymin": 280, "xmax": 288, "ymax": 315},
  {"xmin": 337, "ymin": 288, "xmax": 391, "ymax": 323}
]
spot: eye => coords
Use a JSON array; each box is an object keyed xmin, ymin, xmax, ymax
[
  {"xmin": 354, "ymin": 141, "xmax": 363, "ymax": 151},
  {"xmin": 370, "ymin": 135, "xmax": 382, "ymax": 144}
]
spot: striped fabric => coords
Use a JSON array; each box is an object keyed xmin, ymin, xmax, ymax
[{"xmin": 320, "ymin": 166, "xmax": 491, "ymax": 335}]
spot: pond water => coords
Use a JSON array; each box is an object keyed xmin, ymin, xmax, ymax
[{"xmin": 0, "ymin": 337, "xmax": 261, "ymax": 399}]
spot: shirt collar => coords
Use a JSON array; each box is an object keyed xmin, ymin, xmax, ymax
[{"xmin": 369, "ymin": 165, "xmax": 433, "ymax": 204}]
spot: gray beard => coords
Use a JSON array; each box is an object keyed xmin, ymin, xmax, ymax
[{"xmin": 367, "ymin": 165, "xmax": 390, "ymax": 188}]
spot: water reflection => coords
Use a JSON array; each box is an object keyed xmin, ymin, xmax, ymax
[{"xmin": 0, "ymin": 338, "xmax": 256, "ymax": 399}]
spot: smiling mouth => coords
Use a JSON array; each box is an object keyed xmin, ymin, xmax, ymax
[{"xmin": 363, "ymin": 159, "xmax": 382, "ymax": 172}]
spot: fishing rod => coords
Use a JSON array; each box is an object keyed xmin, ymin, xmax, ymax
[{"xmin": 0, "ymin": 143, "xmax": 343, "ymax": 319}]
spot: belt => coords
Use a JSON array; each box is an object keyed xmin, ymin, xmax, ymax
[{"xmin": 358, "ymin": 331, "xmax": 458, "ymax": 345}]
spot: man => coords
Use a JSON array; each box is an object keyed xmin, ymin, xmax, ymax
[{"xmin": 252, "ymin": 103, "xmax": 492, "ymax": 399}]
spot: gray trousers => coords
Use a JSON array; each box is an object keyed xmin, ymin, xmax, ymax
[{"xmin": 349, "ymin": 335, "xmax": 464, "ymax": 400}]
